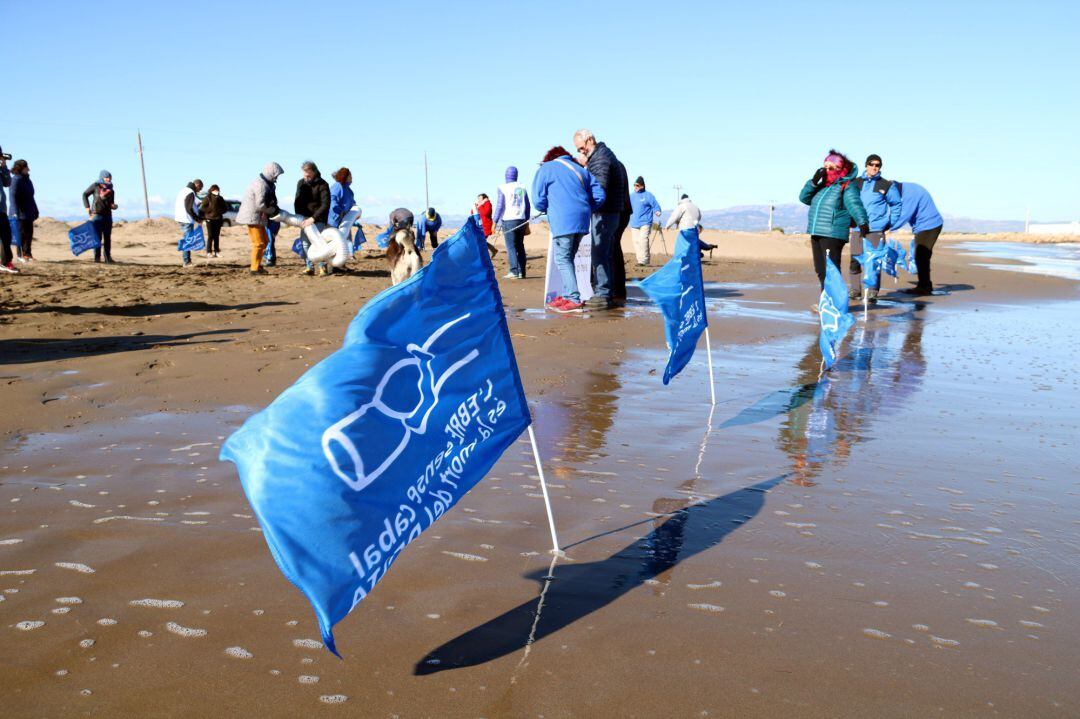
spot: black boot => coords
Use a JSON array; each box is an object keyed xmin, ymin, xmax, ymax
[{"xmin": 903, "ymin": 245, "xmax": 933, "ymax": 294}]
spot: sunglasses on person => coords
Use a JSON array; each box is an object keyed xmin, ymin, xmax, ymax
[{"xmin": 867, "ymin": 162, "xmax": 881, "ymax": 167}]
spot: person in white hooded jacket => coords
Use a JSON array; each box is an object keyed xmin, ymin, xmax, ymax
[
  {"xmin": 236, "ymin": 162, "xmax": 284, "ymax": 274},
  {"xmin": 174, "ymin": 179, "xmax": 204, "ymax": 267},
  {"xmin": 665, "ymin": 193, "xmax": 702, "ymax": 231}
]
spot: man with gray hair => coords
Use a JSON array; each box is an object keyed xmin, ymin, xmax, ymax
[{"xmin": 574, "ymin": 128, "xmax": 627, "ymax": 310}]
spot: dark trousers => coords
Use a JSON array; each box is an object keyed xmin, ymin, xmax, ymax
[
  {"xmin": 502, "ymin": 220, "xmax": 527, "ymax": 277},
  {"xmin": 810, "ymin": 235, "xmax": 845, "ymax": 289},
  {"xmin": 914, "ymin": 225, "xmax": 942, "ymax": 289},
  {"xmin": 590, "ymin": 212, "xmax": 620, "ymax": 299},
  {"xmin": 18, "ymin": 219, "xmax": 33, "ymax": 257},
  {"xmin": 0, "ymin": 213, "xmax": 11, "ymax": 266},
  {"xmin": 207, "ymin": 219, "xmax": 224, "ymax": 254},
  {"xmin": 92, "ymin": 216, "xmax": 113, "ymax": 261}
]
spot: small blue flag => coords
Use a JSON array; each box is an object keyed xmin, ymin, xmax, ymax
[
  {"xmin": 352, "ymin": 225, "xmax": 367, "ymax": 253},
  {"xmin": 374, "ymin": 226, "xmax": 391, "ymax": 249},
  {"xmin": 291, "ymin": 237, "xmax": 306, "ymax": 259},
  {"xmin": 220, "ymin": 216, "xmax": 531, "ymax": 656},
  {"xmin": 882, "ymin": 241, "xmax": 899, "ymax": 278},
  {"xmin": 178, "ymin": 224, "xmax": 205, "ymax": 252},
  {"xmin": 637, "ymin": 228, "xmax": 708, "ymax": 384},
  {"xmin": 818, "ymin": 260, "xmax": 854, "ymax": 370},
  {"xmin": 9, "ymin": 217, "xmax": 20, "ymax": 248},
  {"xmin": 851, "ymin": 237, "xmax": 890, "ymax": 290},
  {"xmin": 905, "ymin": 239, "xmax": 918, "ymax": 274},
  {"xmin": 68, "ymin": 222, "xmax": 101, "ymax": 256}
]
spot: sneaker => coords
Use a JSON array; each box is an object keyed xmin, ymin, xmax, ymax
[
  {"xmin": 301, "ymin": 267, "xmax": 315, "ymax": 276},
  {"xmin": 15, "ymin": 256, "xmax": 27, "ymax": 263},
  {"xmin": 0, "ymin": 263, "xmax": 17, "ymax": 274},
  {"xmin": 316, "ymin": 266, "xmax": 328, "ymax": 277},
  {"xmin": 545, "ymin": 297, "xmax": 568, "ymax": 311},
  {"xmin": 553, "ymin": 299, "xmax": 584, "ymax": 313},
  {"xmin": 584, "ymin": 295, "xmax": 613, "ymax": 310},
  {"xmin": 848, "ymin": 289, "xmax": 861, "ymax": 300},
  {"xmin": 503, "ymin": 272, "xmax": 521, "ymax": 280},
  {"xmin": 183, "ymin": 261, "xmax": 192, "ymax": 267},
  {"xmin": 250, "ymin": 267, "xmax": 268, "ymax": 275}
]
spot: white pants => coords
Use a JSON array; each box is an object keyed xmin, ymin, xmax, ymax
[{"xmin": 632, "ymin": 225, "xmax": 652, "ymax": 264}]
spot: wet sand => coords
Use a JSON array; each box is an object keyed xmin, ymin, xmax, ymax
[{"xmin": 2, "ymin": 226, "xmax": 1078, "ymax": 717}]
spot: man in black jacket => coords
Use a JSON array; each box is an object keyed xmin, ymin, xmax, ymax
[
  {"xmin": 295, "ymin": 160, "xmax": 331, "ymax": 275},
  {"xmin": 574, "ymin": 129, "xmax": 627, "ymax": 309}
]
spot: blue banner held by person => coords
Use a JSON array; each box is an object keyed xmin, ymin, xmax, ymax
[
  {"xmin": 818, "ymin": 260, "xmax": 855, "ymax": 370},
  {"xmin": 178, "ymin": 224, "xmax": 206, "ymax": 252},
  {"xmin": 220, "ymin": 216, "xmax": 532, "ymax": 656},
  {"xmin": 68, "ymin": 221, "xmax": 101, "ymax": 256},
  {"xmin": 637, "ymin": 227, "xmax": 708, "ymax": 384},
  {"xmin": 352, "ymin": 224, "xmax": 367, "ymax": 253}
]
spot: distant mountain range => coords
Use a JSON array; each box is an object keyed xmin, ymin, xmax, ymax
[{"xmin": 48, "ymin": 204, "xmax": 1026, "ymax": 234}]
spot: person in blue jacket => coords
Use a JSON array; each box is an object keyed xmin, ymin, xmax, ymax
[
  {"xmin": 415, "ymin": 208, "xmax": 442, "ymax": 250},
  {"xmin": 532, "ymin": 145, "xmax": 605, "ymax": 313},
  {"xmin": 848, "ymin": 154, "xmax": 902, "ymax": 300},
  {"xmin": 890, "ymin": 182, "xmax": 943, "ymax": 295},
  {"xmin": 628, "ymin": 176, "xmax": 661, "ymax": 266},
  {"xmin": 328, "ymin": 167, "xmax": 356, "ymax": 229}
]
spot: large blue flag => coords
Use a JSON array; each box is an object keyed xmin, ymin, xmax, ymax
[
  {"xmin": 9, "ymin": 217, "xmax": 20, "ymax": 248},
  {"xmin": 851, "ymin": 237, "xmax": 891, "ymax": 290},
  {"xmin": 818, "ymin": 260, "xmax": 854, "ymax": 370},
  {"xmin": 637, "ymin": 228, "xmax": 708, "ymax": 384},
  {"xmin": 220, "ymin": 217, "xmax": 531, "ymax": 656},
  {"xmin": 68, "ymin": 222, "xmax": 101, "ymax": 256}
]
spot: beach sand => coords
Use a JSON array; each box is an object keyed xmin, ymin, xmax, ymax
[{"xmin": 1, "ymin": 221, "xmax": 1078, "ymax": 717}]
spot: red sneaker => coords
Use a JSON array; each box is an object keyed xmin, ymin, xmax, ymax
[
  {"xmin": 0, "ymin": 263, "xmax": 17, "ymax": 274},
  {"xmin": 553, "ymin": 299, "xmax": 584, "ymax": 313},
  {"xmin": 545, "ymin": 297, "xmax": 568, "ymax": 311}
]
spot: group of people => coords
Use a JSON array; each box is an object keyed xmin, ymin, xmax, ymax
[
  {"xmin": 0, "ymin": 150, "xmax": 38, "ymax": 273},
  {"xmin": 800, "ymin": 150, "xmax": 943, "ymax": 299}
]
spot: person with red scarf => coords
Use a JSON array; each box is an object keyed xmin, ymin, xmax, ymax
[{"xmin": 799, "ymin": 150, "xmax": 870, "ymax": 291}]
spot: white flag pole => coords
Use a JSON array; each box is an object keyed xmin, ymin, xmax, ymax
[
  {"xmin": 527, "ymin": 425, "xmax": 561, "ymax": 554},
  {"xmin": 704, "ymin": 327, "xmax": 716, "ymax": 406},
  {"xmin": 862, "ymin": 287, "xmax": 868, "ymax": 322}
]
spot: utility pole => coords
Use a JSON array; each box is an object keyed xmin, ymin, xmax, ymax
[
  {"xmin": 136, "ymin": 130, "xmax": 150, "ymax": 219},
  {"xmin": 1025, "ymin": 205, "xmax": 1030, "ymax": 233},
  {"xmin": 424, "ymin": 151, "xmax": 430, "ymax": 211},
  {"xmin": 768, "ymin": 202, "xmax": 775, "ymax": 232},
  {"xmin": 673, "ymin": 184, "xmax": 683, "ymax": 209}
]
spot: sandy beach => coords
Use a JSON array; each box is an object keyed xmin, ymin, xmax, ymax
[{"xmin": 2, "ymin": 221, "xmax": 1078, "ymax": 717}]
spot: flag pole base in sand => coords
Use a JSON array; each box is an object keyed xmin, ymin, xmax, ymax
[
  {"xmin": 527, "ymin": 425, "xmax": 563, "ymax": 556},
  {"xmin": 704, "ymin": 327, "xmax": 716, "ymax": 406}
]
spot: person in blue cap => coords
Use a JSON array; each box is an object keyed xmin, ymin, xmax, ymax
[{"xmin": 416, "ymin": 207, "xmax": 443, "ymax": 250}]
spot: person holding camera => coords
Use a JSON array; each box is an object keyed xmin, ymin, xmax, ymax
[
  {"xmin": 799, "ymin": 149, "xmax": 869, "ymax": 292},
  {"xmin": 82, "ymin": 170, "xmax": 117, "ymax": 263},
  {"xmin": 9, "ymin": 159, "xmax": 38, "ymax": 262},
  {"xmin": 0, "ymin": 148, "xmax": 15, "ymax": 273}
]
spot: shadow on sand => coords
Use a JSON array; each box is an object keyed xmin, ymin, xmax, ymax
[
  {"xmin": 9, "ymin": 300, "xmax": 295, "ymax": 317},
  {"xmin": 0, "ymin": 328, "xmax": 244, "ymax": 364},
  {"xmin": 414, "ymin": 474, "xmax": 785, "ymax": 675}
]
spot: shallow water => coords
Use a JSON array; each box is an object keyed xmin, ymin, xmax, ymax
[
  {"xmin": 957, "ymin": 241, "xmax": 1080, "ymax": 281},
  {"xmin": 2, "ymin": 299, "xmax": 1078, "ymax": 716}
]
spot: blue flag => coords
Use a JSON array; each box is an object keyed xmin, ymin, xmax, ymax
[
  {"xmin": 291, "ymin": 237, "xmax": 306, "ymax": 259},
  {"xmin": 351, "ymin": 225, "xmax": 367, "ymax": 253},
  {"xmin": 905, "ymin": 239, "xmax": 918, "ymax": 274},
  {"xmin": 9, "ymin": 216, "xmax": 20, "ymax": 248},
  {"xmin": 68, "ymin": 222, "xmax": 101, "ymax": 256},
  {"xmin": 374, "ymin": 226, "xmax": 391, "ymax": 249},
  {"xmin": 882, "ymin": 241, "xmax": 898, "ymax": 278},
  {"xmin": 818, "ymin": 260, "xmax": 854, "ymax": 370},
  {"xmin": 220, "ymin": 217, "xmax": 531, "ymax": 656},
  {"xmin": 851, "ymin": 237, "xmax": 890, "ymax": 290},
  {"xmin": 637, "ymin": 228, "xmax": 708, "ymax": 384},
  {"xmin": 178, "ymin": 224, "xmax": 205, "ymax": 252}
]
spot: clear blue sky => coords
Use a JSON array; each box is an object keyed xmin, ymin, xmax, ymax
[{"xmin": 6, "ymin": 0, "xmax": 1078, "ymax": 222}]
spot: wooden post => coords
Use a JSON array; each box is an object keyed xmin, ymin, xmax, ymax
[{"xmin": 137, "ymin": 130, "xmax": 150, "ymax": 219}]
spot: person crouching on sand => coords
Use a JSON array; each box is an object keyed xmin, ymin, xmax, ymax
[
  {"xmin": 799, "ymin": 150, "xmax": 869, "ymax": 293},
  {"xmin": 236, "ymin": 162, "xmax": 283, "ymax": 275},
  {"xmin": 532, "ymin": 145, "xmax": 605, "ymax": 314},
  {"xmin": 200, "ymin": 185, "xmax": 228, "ymax": 258}
]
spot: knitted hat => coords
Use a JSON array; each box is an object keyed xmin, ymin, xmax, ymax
[{"xmin": 634, "ymin": 176, "xmax": 645, "ymax": 187}]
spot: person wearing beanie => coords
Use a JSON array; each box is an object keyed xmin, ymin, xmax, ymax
[
  {"xmin": 493, "ymin": 165, "xmax": 531, "ymax": 279},
  {"xmin": 847, "ymin": 153, "xmax": 902, "ymax": 301},
  {"xmin": 799, "ymin": 149, "xmax": 870, "ymax": 292},
  {"xmin": 665, "ymin": 193, "xmax": 702, "ymax": 231},
  {"xmin": 628, "ymin": 175, "xmax": 661, "ymax": 266},
  {"xmin": 236, "ymin": 162, "xmax": 284, "ymax": 274},
  {"xmin": 416, "ymin": 207, "xmax": 443, "ymax": 250},
  {"xmin": 82, "ymin": 170, "xmax": 118, "ymax": 263}
]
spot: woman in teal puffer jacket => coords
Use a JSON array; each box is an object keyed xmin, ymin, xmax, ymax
[{"xmin": 799, "ymin": 150, "xmax": 869, "ymax": 289}]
